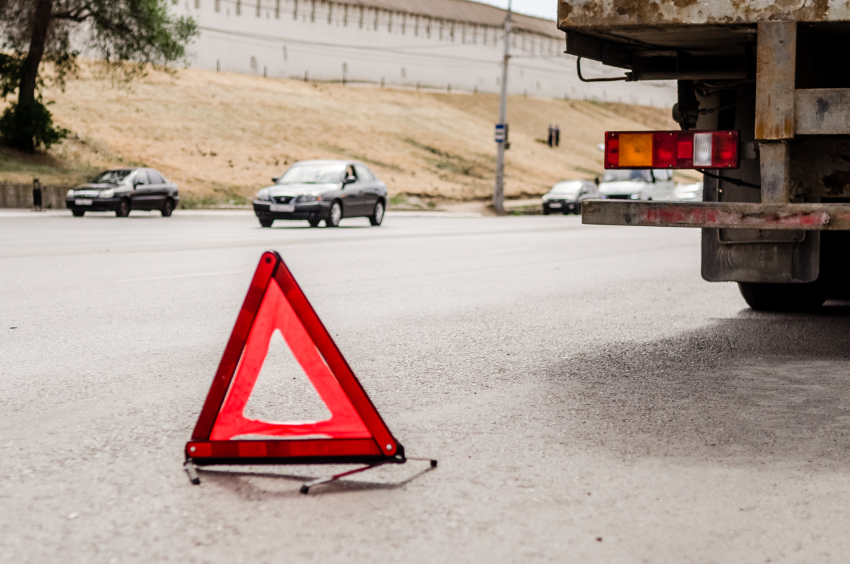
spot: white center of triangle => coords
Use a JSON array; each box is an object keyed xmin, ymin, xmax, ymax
[{"xmin": 242, "ymin": 329, "xmax": 333, "ymax": 424}]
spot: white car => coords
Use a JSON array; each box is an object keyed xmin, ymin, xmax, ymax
[
  {"xmin": 598, "ymin": 169, "xmax": 675, "ymax": 201},
  {"xmin": 672, "ymin": 182, "xmax": 703, "ymax": 202}
]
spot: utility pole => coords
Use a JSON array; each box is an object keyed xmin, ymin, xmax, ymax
[{"xmin": 493, "ymin": 0, "xmax": 512, "ymax": 215}]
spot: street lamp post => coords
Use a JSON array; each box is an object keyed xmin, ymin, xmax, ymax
[{"xmin": 493, "ymin": 0, "xmax": 512, "ymax": 215}]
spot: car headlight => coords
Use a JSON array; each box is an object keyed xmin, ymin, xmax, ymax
[
  {"xmin": 99, "ymin": 189, "xmax": 115, "ymax": 198},
  {"xmin": 255, "ymin": 189, "xmax": 271, "ymax": 201},
  {"xmin": 67, "ymin": 189, "xmax": 75, "ymax": 198},
  {"xmin": 629, "ymin": 193, "xmax": 641, "ymax": 200},
  {"xmin": 297, "ymin": 194, "xmax": 321, "ymax": 203}
]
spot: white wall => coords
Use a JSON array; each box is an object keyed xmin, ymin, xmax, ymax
[{"xmin": 171, "ymin": 0, "xmax": 677, "ymax": 108}]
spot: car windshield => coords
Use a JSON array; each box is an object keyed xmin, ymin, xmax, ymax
[
  {"xmin": 549, "ymin": 182, "xmax": 583, "ymax": 196},
  {"xmin": 92, "ymin": 170, "xmax": 133, "ymax": 184},
  {"xmin": 278, "ymin": 164, "xmax": 347, "ymax": 184},
  {"xmin": 602, "ymin": 170, "xmax": 646, "ymax": 182}
]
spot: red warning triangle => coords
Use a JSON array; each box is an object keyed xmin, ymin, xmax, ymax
[{"xmin": 186, "ymin": 251, "xmax": 403, "ymax": 465}]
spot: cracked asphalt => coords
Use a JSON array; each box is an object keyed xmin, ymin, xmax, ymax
[{"xmin": 2, "ymin": 210, "xmax": 850, "ymax": 563}]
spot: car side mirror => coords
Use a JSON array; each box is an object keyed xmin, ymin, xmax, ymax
[
  {"xmin": 272, "ymin": 177, "xmax": 279, "ymax": 183},
  {"xmin": 343, "ymin": 175, "xmax": 356, "ymax": 185},
  {"xmin": 594, "ymin": 177, "xmax": 600, "ymax": 185},
  {"xmin": 134, "ymin": 180, "xmax": 142, "ymax": 187}
]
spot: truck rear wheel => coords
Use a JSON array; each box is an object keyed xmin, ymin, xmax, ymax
[{"xmin": 738, "ymin": 282, "xmax": 826, "ymax": 312}]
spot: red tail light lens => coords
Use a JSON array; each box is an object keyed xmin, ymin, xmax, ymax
[
  {"xmin": 604, "ymin": 130, "xmax": 739, "ymax": 169},
  {"xmin": 605, "ymin": 133, "xmax": 619, "ymax": 169},
  {"xmin": 712, "ymin": 132, "xmax": 738, "ymax": 167},
  {"xmin": 652, "ymin": 132, "xmax": 677, "ymax": 168}
]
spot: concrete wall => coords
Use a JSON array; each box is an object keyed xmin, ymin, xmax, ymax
[
  {"xmin": 171, "ymin": 0, "xmax": 677, "ymax": 107},
  {"xmin": 0, "ymin": 185, "xmax": 69, "ymax": 209}
]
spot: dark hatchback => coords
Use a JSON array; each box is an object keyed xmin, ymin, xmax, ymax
[
  {"xmin": 253, "ymin": 160, "xmax": 387, "ymax": 228},
  {"xmin": 66, "ymin": 168, "xmax": 180, "ymax": 217}
]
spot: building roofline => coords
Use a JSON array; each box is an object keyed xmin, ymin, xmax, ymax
[{"xmin": 329, "ymin": 0, "xmax": 562, "ymax": 39}]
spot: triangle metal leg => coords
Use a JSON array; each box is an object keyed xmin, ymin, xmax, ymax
[
  {"xmin": 184, "ymin": 458, "xmax": 201, "ymax": 485},
  {"xmin": 300, "ymin": 461, "xmax": 392, "ymax": 494}
]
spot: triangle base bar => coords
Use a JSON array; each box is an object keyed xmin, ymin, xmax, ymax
[{"xmin": 186, "ymin": 439, "xmax": 405, "ymax": 466}]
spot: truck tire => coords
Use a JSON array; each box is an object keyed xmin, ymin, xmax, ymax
[{"xmin": 738, "ymin": 282, "xmax": 826, "ymax": 312}]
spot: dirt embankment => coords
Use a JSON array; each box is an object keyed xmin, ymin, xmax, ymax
[{"xmin": 1, "ymin": 64, "xmax": 683, "ymax": 205}]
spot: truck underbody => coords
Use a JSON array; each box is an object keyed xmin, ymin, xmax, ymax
[{"xmin": 559, "ymin": 3, "xmax": 850, "ymax": 309}]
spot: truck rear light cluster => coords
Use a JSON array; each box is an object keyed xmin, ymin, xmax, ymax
[{"xmin": 605, "ymin": 130, "xmax": 739, "ymax": 169}]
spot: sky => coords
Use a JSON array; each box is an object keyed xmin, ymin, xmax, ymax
[{"xmin": 474, "ymin": 0, "xmax": 558, "ymax": 20}]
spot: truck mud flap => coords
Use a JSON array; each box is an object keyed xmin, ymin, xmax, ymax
[{"xmin": 701, "ymin": 228, "xmax": 818, "ymax": 283}]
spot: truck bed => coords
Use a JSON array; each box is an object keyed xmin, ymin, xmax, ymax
[{"xmin": 558, "ymin": 1, "xmax": 850, "ymax": 74}]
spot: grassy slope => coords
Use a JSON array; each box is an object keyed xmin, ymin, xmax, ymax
[{"xmin": 0, "ymin": 64, "xmax": 690, "ymax": 204}]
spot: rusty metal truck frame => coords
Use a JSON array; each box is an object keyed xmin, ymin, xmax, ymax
[{"xmin": 559, "ymin": 2, "xmax": 850, "ymax": 308}]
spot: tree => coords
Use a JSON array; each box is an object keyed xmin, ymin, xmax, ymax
[{"xmin": 0, "ymin": 0, "xmax": 197, "ymax": 152}]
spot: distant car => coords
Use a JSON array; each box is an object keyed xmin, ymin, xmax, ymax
[
  {"xmin": 542, "ymin": 180, "xmax": 598, "ymax": 215},
  {"xmin": 598, "ymin": 169, "xmax": 675, "ymax": 201},
  {"xmin": 66, "ymin": 168, "xmax": 179, "ymax": 217},
  {"xmin": 253, "ymin": 160, "xmax": 388, "ymax": 228},
  {"xmin": 673, "ymin": 181, "xmax": 704, "ymax": 202}
]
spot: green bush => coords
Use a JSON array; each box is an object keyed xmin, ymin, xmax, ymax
[{"xmin": 0, "ymin": 99, "xmax": 68, "ymax": 152}]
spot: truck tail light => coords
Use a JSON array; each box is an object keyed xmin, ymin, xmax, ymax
[{"xmin": 604, "ymin": 131, "xmax": 739, "ymax": 169}]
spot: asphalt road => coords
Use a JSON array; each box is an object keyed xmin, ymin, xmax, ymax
[{"xmin": 2, "ymin": 210, "xmax": 850, "ymax": 563}]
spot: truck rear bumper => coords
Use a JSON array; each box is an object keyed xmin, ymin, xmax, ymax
[{"xmin": 582, "ymin": 200, "xmax": 850, "ymax": 230}]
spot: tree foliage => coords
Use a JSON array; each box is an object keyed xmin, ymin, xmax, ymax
[
  {"xmin": 0, "ymin": 96, "xmax": 68, "ymax": 150},
  {"xmin": 0, "ymin": 0, "xmax": 197, "ymax": 152}
]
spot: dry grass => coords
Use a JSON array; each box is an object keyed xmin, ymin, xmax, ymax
[{"xmin": 1, "ymin": 62, "xmax": 690, "ymax": 204}]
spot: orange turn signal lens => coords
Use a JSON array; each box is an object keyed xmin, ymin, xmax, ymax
[{"xmin": 617, "ymin": 133, "xmax": 653, "ymax": 167}]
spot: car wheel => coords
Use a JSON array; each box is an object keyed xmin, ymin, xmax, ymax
[
  {"xmin": 369, "ymin": 200, "xmax": 385, "ymax": 226},
  {"xmin": 161, "ymin": 198, "xmax": 174, "ymax": 217},
  {"xmin": 72, "ymin": 210, "xmax": 85, "ymax": 217},
  {"xmin": 326, "ymin": 201, "xmax": 342, "ymax": 227},
  {"xmin": 259, "ymin": 217, "xmax": 274, "ymax": 228},
  {"xmin": 308, "ymin": 219, "xmax": 321, "ymax": 228},
  {"xmin": 542, "ymin": 206, "xmax": 550, "ymax": 215},
  {"xmin": 738, "ymin": 282, "xmax": 826, "ymax": 311},
  {"xmin": 115, "ymin": 198, "xmax": 131, "ymax": 217}
]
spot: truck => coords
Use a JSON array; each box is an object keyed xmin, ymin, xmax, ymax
[{"xmin": 559, "ymin": 1, "xmax": 850, "ymax": 311}]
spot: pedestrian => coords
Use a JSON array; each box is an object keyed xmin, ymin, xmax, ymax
[
  {"xmin": 555, "ymin": 124, "xmax": 561, "ymax": 147},
  {"xmin": 547, "ymin": 124, "xmax": 553, "ymax": 148}
]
